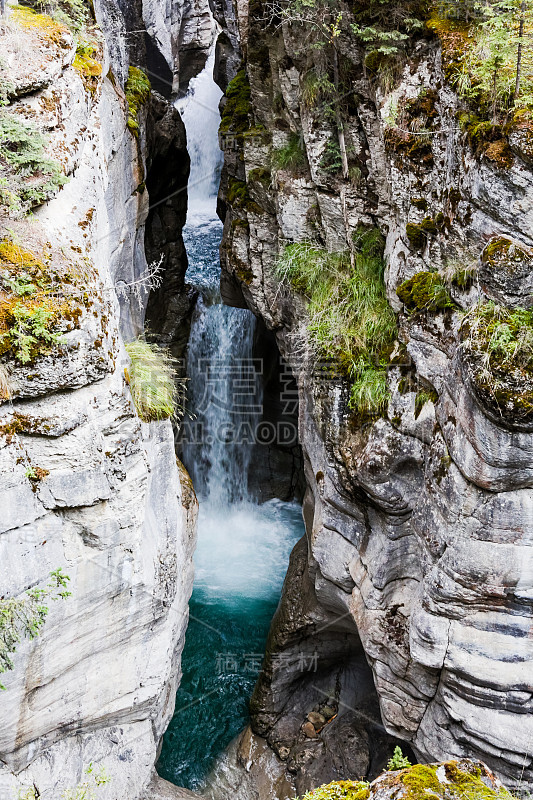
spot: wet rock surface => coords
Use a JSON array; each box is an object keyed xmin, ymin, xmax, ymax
[{"xmin": 216, "ymin": 0, "xmax": 533, "ymax": 791}]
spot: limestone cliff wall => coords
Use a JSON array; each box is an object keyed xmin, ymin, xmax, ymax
[
  {"xmin": 0, "ymin": 2, "xmax": 205, "ymax": 798},
  {"xmin": 217, "ymin": 0, "xmax": 533, "ymax": 792}
]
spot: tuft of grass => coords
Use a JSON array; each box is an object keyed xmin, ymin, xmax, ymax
[
  {"xmin": 301, "ymin": 69, "xmax": 335, "ymax": 109},
  {"xmin": 124, "ymin": 67, "xmax": 151, "ymax": 137},
  {"xmin": 0, "ymin": 111, "xmax": 67, "ymax": 215},
  {"xmin": 461, "ymin": 301, "xmax": 533, "ymax": 421},
  {"xmin": 125, "ymin": 339, "xmax": 185, "ymax": 423},
  {"xmin": 276, "ymin": 227, "xmax": 397, "ymax": 416},
  {"xmin": 272, "ymin": 131, "xmax": 306, "ymax": 172}
]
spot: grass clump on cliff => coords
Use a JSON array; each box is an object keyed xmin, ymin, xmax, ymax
[
  {"xmin": 0, "ymin": 111, "xmax": 67, "ymax": 215},
  {"xmin": 0, "ymin": 568, "xmax": 70, "ymax": 690},
  {"xmin": 272, "ymin": 132, "xmax": 306, "ymax": 172},
  {"xmin": 460, "ymin": 300, "xmax": 533, "ymax": 421},
  {"xmin": 0, "ymin": 238, "xmax": 83, "ymax": 363},
  {"xmin": 125, "ymin": 339, "xmax": 186, "ymax": 423},
  {"xmin": 125, "ymin": 67, "xmax": 151, "ymax": 137},
  {"xmin": 276, "ymin": 227, "xmax": 397, "ymax": 416}
]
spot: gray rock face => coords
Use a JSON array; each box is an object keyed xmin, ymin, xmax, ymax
[
  {"xmin": 217, "ymin": 0, "xmax": 533, "ymax": 791},
  {"xmin": 0, "ymin": 3, "xmax": 200, "ymax": 799}
]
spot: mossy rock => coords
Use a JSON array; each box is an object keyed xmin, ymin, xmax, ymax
[
  {"xmin": 125, "ymin": 66, "xmax": 151, "ymax": 137},
  {"xmin": 479, "ymin": 236, "xmax": 533, "ymax": 308},
  {"xmin": 397, "ymin": 272, "xmax": 455, "ymax": 313},
  {"xmin": 299, "ymin": 760, "xmax": 511, "ymax": 800},
  {"xmin": 219, "ymin": 68, "xmax": 251, "ymax": 136},
  {"xmin": 227, "ymin": 177, "xmax": 264, "ymax": 214}
]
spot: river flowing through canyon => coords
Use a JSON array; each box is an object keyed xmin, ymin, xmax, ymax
[{"xmin": 156, "ymin": 44, "xmax": 305, "ymax": 791}]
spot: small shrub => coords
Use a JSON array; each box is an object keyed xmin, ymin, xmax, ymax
[
  {"xmin": 0, "ymin": 111, "xmax": 67, "ymax": 214},
  {"xmin": 125, "ymin": 339, "xmax": 185, "ymax": 423},
  {"xmin": 301, "ymin": 69, "xmax": 335, "ymax": 109},
  {"xmin": 0, "ymin": 568, "xmax": 70, "ymax": 689},
  {"xmin": 387, "ymin": 746, "xmax": 412, "ymax": 771},
  {"xmin": 272, "ymin": 131, "xmax": 306, "ymax": 172},
  {"xmin": 125, "ymin": 66, "xmax": 151, "ymax": 137},
  {"xmin": 319, "ymin": 137, "xmax": 343, "ymax": 175}
]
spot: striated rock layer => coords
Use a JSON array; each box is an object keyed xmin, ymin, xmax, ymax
[
  {"xmin": 0, "ymin": 2, "xmax": 200, "ymax": 798},
  {"xmin": 216, "ymin": 0, "xmax": 533, "ymax": 792}
]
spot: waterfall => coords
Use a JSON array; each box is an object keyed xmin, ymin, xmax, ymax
[
  {"xmin": 176, "ymin": 42, "xmax": 223, "ymax": 221},
  {"xmin": 158, "ymin": 43, "xmax": 304, "ymax": 791}
]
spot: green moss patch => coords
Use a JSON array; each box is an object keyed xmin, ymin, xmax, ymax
[
  {"xmin": 461, "ymin": 301, "xmax": 533, "ymax": 422},
  {"xmin": 227, "ymin": 177, "xmax": 264, "ymax": 214},
  {"xmin": 125, "ymin": 67, "xmax": 151, "ymax": 137},
  {"xmin": 397, "ymin": 272, "xmax": 455, "ymax": 313},
  {"xmin": 219, "ymin": 68, "xmax": 251, "ymax": 136}
]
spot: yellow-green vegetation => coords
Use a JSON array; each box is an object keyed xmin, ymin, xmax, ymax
[
  {"xmin": 125, "ymin": 66, "xmax": 151, "ymax": 137},
  {"xmin": 73, "ymin": 40, "xmax": 102, "ymax": 92},
  {"xmin": 298, "ymin": 780, "xmax": 370, "ymax": 800},
  {"xmin": 0, "ymin": 239, "xmax": 83, "ymax": 363},
  {"xmin": 0, "ymin": 111, "xmax": 67, "ymax": 215},
  {"xmin": 219, "ymin": 68, "xmax": 251, "ymax": 135},
  {"xmin": 460, "ymin": 300, "xmax": 533, "ymax": 421},
  {"xmin": 125, "ymin": 339, "xmax": 185, "ymax": 423},
  {"xmin": 276, "ymin": 227, "xmax": 397, "ymax": 416},
  {"xmin": 18, "ymin": 0, "xmax": 91, "ymax": 33},
  {"xmin": 272, "ymin": 132, "xmax": 306, "ymax": 172},
  {"xmin": 397, "ymin": 272, "xmax": 455, "ymax": 313},
  {"xmin": 0, "ymin": 568, "xmax": 70, "ymax": 690},
  {"xmin": 10, "ymin": 4, "xmax": 69, "ymax": 44}
]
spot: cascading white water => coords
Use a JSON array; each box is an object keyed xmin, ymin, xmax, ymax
[
  {"xmin": 158, "ymin": 39, "xmax": 304, "ymax": 791},
  {"xmin": 176, "ymin": 42, "xmax": 223, "ymax": 221}
]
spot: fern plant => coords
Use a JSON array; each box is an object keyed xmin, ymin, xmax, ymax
[{"xmin": 0, "ymin": 569, "xmax": 71, "ymax": 689}]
